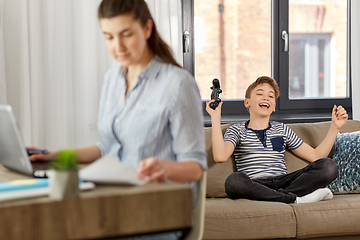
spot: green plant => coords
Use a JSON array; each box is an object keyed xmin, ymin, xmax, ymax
[{"xmin": 51, "ymin": 149, "xmax": 78, "ymax": 171}]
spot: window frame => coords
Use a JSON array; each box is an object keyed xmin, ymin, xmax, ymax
[
  {"xmin": 182, "ymin": 0, "xmax": 353, "ymax": 123},
  {"xmin": 274, "ymin": 0, "xmax": 352, "ymax": 111}
]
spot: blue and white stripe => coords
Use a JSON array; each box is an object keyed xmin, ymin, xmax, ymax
[{"xmin": 224, "ymin": 121, "xmax": 303, "ymax": 179}]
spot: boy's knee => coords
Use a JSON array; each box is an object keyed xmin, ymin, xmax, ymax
[
  {"xmin": 225, "ymin": 172, "xmax": 247, "ymax": 186},
  {"xmin": 317, "ymin": 158, "xmax": 339, "ymax": 182},
  {"xmin": 225, "ymin": 172, "xmax": 249, "ymax": 199},
  {"xmin": 325, "ymin": 158, "xmax": 338, "ymax": 181}
]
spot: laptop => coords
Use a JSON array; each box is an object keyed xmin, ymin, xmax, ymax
[{"xmin": 0, "ymin": 105, "xmax": 49, "ymax": 178}]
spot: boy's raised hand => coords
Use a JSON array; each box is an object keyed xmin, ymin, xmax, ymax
[
  {"xmin": 332, "ymin": 105, "xmax": 348, "ymax": 130},
  {"xmin": 206, "ymin": 100, "xmax": 223, "ymax": 118}
]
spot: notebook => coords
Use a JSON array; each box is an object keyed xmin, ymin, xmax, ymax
[{"xmin": 0, "ymin": 105, "xmax": 50, "ymax": 178}]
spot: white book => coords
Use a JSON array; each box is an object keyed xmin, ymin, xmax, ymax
[{"xmin": 0, "ymin": 182, "xmax": 95, "ymax": 202}]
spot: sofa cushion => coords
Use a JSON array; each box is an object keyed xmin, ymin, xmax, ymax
[
  {"xmin": 327, "ymin": 131, "xmax": 360, "ymax": 194},
  {"xmin": 292, "ymin": 194, "xmax": 360, "ymax": 239},
  {"xmin": 285, "ymin": 120, "xmax": 360, "ymax": 173},
  {"xmin": 205, "ymin": 123, "xmax": 235, "ymax": 198},
  {"xmin": 284, "ymin": 122, "xmax": 329, "ymax": 173},
  {"xmin": 204, "ymin": 198, "xmax": 296, "ymax": 239}
]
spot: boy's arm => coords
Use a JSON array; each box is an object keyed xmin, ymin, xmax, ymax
[
  {"xmin": 206, "ymin": 100, "xmax": 235, "ymax": 163},
  {"xmin": 291, "ymin": 105, "xmax": 348, "ymax": 162}
]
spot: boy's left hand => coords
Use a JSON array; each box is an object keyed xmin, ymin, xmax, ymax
[{"xmin": 332, "ymin": 105, "xmax": 348, "ymax": 130}]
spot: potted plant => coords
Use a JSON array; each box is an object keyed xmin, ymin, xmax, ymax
[{"xmin": 49, "ymin": 149, "xmax": 79, "ymax": 200}]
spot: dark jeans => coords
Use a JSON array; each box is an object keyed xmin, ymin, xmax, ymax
[{"xmin": 225, "ymin": 158, "xmax": 338, "ymax": 203}]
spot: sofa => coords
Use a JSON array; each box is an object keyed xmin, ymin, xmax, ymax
[{"xmin": 203, "ymin": 120, "xmax": 360, "ymax": 240}]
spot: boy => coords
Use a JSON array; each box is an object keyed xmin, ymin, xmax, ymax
[{"xmin": 206, "ymin": 76, "xmax": 348, "ymax": 204}]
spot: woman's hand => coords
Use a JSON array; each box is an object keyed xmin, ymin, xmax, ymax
[
  {"xmin": 26, "ymin": 147, "xmax": 57, "ymax": 162},
  {"xmin": 137, "ymin": 157, "xmax": 203, "ymax": 183},
  {"xmin": 137, "ymin": 157, "xmax": 171, "ymax": 182}
]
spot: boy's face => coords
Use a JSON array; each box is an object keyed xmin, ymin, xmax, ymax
[{"xmin": 244, "ymin": 83, "xmax": 276, "ymax": 117}]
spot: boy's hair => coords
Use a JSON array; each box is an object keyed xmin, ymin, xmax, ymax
[{"xmin": 245, "ymin": 76, "xmax": 280, "ymax": 99}]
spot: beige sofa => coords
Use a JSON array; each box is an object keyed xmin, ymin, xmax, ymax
[{"xmin": 203, "ymin": 120, "xmax": 360, "ymax": 240}]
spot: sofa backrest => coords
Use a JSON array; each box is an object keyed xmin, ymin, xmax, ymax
[
  {"xmin": 285, "ymin": 120, "xmax": 360, "ymax": 173},
  {"xmin": 205, "ymin": 120, "xmax": 360, "ymax": 198},
  {"xmin": 205, "ymin": 123, "xmax": 234, "ymax": 198}
]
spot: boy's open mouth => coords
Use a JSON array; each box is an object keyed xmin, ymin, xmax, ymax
[{"xmin": 259, "ymin": 102, "xmax": 270, "ymax": 109}]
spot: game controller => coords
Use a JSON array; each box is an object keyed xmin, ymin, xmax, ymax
[{"xmin": 210, "ymin": 78, "xmax": 222, "ymax": 110}]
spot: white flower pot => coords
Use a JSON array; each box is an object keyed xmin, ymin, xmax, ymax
[{"xmin": 49, "ymin": 170, "xmax": 79, "ymax": 200}]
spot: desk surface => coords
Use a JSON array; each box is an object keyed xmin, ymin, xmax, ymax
[{"xmin": 0, "ymin": 165, "xmax": 193, "ymax": 240}]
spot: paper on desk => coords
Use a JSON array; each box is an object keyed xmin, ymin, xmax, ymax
[{"xmin": 79, "ymin": 155, "xmax": 149, "ymax": 185}]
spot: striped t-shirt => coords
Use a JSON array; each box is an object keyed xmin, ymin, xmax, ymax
[{"xmin": 224, "ymin": 121, "xmax": 303, "ymax": 179}]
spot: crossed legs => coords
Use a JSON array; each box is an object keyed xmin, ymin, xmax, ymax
[{"xmin": 224, "ymin": 158, "xmax": 338, "ymax": 204}]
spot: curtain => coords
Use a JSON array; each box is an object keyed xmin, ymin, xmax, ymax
[
  {"xmin": 1, "ymin": 0, "xmax": 183, "ymax": 150},
  {"xmin": 0, "ymin": 0, "xmax": 6, "ymax": 104},
  {"xmin": 2, "ymin": 0, "xmax": 114, "ymax": 150},
  {"xmin": 351, "ymin": 0, "xmax": 360, "ymax": 121}
]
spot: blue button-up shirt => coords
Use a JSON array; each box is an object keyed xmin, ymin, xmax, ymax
[{"xmin": 96, "ymin": 56, "xmax": 207, "ymax": 202}]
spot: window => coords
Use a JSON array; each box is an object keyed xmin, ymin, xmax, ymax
[
  {"xmin": 289, "ymin": 33, "xmax": 332, "ymax": 99},
  {"xmin": 182, "ymin": 0, "xmax": 352, "ymax": 123},
  {"xmin": 193, "ymin": 1, "xmax": 271, "ymax": 101}
]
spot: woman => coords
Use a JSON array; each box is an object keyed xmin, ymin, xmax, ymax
[
  {"xmin": 30, "ymin": 0, "xmax": 207, "ymax": 182},
  {"xmin": 30, "ymin": 1, "xmax": 206, "ymax": 238},
  {"xmin": 94, "ymin": 0, "xmax": 206, "ymax": 184},
  {"xmin": 32, "ymin": 0, "xmax": 206, "ymax": 181}
]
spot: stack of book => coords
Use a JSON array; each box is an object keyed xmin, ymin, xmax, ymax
[{"xmin": 0, "ymin": 179, "xmax": 95, "ymax": 202}]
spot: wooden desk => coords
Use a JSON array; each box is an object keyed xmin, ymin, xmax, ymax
[{"xmin": 0, "ymin": 166, "xmax": 193, "ymax": 240}]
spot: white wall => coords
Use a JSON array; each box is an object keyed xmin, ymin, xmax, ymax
[{"xmin": 352, "ymin": 0, "xmax": 360, "ymax": 120}]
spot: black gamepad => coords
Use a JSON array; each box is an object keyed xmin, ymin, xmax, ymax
[{"xmin": 210, "ymin": 78, "xmax": 222, "ymax": 110}]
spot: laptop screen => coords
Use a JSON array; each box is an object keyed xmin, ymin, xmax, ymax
[{"xmin": 0, "ymin": 105, "xmax": 34, "ymax": 176}]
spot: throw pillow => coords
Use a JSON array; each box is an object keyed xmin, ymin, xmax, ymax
[{"xmin": 327, "ymin": 131, "xmax": 360, "ymax": 194}]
